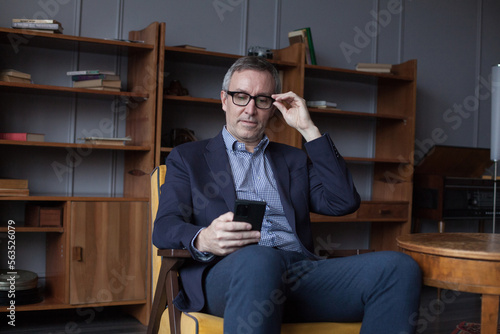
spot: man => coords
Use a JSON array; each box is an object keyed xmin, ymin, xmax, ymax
[{"xmin": 153, "ymin": 56, "xmax": 421, "ymax": 334}]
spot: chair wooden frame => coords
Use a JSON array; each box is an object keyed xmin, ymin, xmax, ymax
[{"xmin": 148, "ymin": 248, "xmax": 190, "ymax": 334}]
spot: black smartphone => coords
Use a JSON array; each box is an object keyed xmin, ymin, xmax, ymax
[{"xmin": 233, "ymin": 199, "xmax": 266, "ymax": 231}]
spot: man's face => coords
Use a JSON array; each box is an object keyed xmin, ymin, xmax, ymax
[{"xmin": 221, "ymin": 69, "xmax": 275, "ymax": 150}]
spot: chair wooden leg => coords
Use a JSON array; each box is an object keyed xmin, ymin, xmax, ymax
[
  {"xmin": 147, "ymin": 257, "xmax": 170, "ymax": 334},
  {"xmin": 166, "ymin": 269, "xmax": 182, "ymax": 334},
  {"xmin": 148, "ymin": 256, "xmax": 184, "ymax": 334}
]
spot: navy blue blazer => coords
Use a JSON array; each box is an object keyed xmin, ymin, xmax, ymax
[{"xmin": 152, "ymin": 131, "xmax": 360, "ymax": 312}]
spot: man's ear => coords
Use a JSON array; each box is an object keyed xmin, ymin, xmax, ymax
[{"xmin": 221, "ymin": 90, "xmax": 228, "ymax": 112}]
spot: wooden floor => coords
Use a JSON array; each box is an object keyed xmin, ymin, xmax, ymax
[{"xmin": 0, "ymin": 286, "xmax": 493, "ymax": 333}]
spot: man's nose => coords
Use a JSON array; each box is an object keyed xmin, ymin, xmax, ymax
[{"xmin": 244, "ymin": 98, "xmax": 258, "ymax": 114}]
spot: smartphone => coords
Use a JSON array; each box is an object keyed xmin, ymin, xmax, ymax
[{"xmin": 233, "ymin": 199, "xmax": 266, "ymax": 231}]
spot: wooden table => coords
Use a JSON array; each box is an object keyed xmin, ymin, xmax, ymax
[{"xmin": 397, "ymin": 233, "xmax": 500, "ymax": 334}]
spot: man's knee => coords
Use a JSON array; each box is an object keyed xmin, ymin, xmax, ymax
[
  {"xmin": 230, "ymin": 245, "xmax": 287, "ymax": 276},
  {"xmin": 379, "ymin": 251, "xmax": 422, "ymax": 283}
]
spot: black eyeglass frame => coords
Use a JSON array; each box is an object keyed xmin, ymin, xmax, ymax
[{"xmin": 226, "ymin": 91, "xmax": 275, "ymax": 110}]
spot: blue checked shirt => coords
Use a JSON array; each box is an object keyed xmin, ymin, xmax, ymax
[{"xmin": 222, "ymin": 127, "xmax": 303, "ymax": 253}]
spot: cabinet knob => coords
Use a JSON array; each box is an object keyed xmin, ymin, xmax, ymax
[
  {"xmin": 379, "ymin": 209, "xmax": 392, "ymax": 215},
  {"xmin": 72, "ymin": 246, "xmax": 83, "ymax": 262}
]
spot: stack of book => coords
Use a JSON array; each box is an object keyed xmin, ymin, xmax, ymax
[
  {"xmin": 306, "ymin": 100, "xmax": 339, "ymax": 110},
  {"xmin": 0, "ymin": 132, "xmax": 45, "ymax": 142},
  {"xmin": 11, "ymin": 19, "xmax": 63, "ymax": 34},
  {"xmin": 355, "ymin": 63, "xmax": 392, "ymax": 73},
  {"xmin": 288, "ymin": 27, "xmax": 316, "ymax": 65},
  {"xmin": 0, "ymin": 178, "xmax": 29, "ymax": 197},
  {"xmin": 0, "ymin": 69, "xmax": 32, "ymax": 84},
  {"xmin": 68, "ymin": 70, "xmax": 121, "ymax": 91}
]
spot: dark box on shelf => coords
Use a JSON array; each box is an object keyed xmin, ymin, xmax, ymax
[{"xmin": 25, "ymin": 205, "xmax": 63, "ymax": 227}]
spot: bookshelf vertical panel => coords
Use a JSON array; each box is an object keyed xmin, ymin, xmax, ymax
[
  {"xmin": 154, "ymin": 23, "xmax": 166, "ymax": 167},
  {"xmin": 124, "ymin": 22, "xmax": 159, "ymax": 198},
  {"xmin": 268, "ymin": 43, "xmax": 304, "ymax": 148}
]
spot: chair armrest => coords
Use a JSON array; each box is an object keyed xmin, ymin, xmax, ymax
[{"xmin": 158, "ymin": 248, "xmax": 191, "ymax": 258}]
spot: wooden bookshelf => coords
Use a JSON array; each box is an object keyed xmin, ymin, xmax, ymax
[
  {"xmin": 0, "ymin": 23, "xmax": 160, "ymax": 325},
  {"xmin": 155, "ymin": 24, "xmax": 417, "ymax": 251}
]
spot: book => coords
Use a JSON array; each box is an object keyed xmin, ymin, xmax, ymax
[
  {"xmin": 0, "ymin": 188, "xmax": 29, "ymax": 196},
  {"xmin": 82, "ymin": 136, "xmax": 132, "ymax": 146},
  {"xmin": 299, "ymin": 27, "xmax": 316, "ymax": 65},
  {"xmin": 66, "ymin": 70, "xmax": 115, "ymax": 76},
  {"xmin": 86, "ymin": 87, "xmax": 121, "ymax": 92},
  {"xmin": 0, "ymin": 69, "xmax": 31, "ymax": 80},
  {"xmin": 12, "ymin": 22, "xmax": 63, "ymax": 33},
  {"xmin": 306, "ymin": 100, "xmax": 337, "ymax": 108},
  {"xmin": 21, "ymin": 29, "xmax": 60, "ymax": 34},
  {"xmin": 288, "ymin": 30, "xmax": 311, "ymax": 65},
  {"xmin": 103, "ymin": 38, "xmax": 145, "ymax": 43},
  {"xmin": 0, "ymin": 75, "xmax": 32, "ymax": 84},
  {"xmin": 288, "ymin": 28, "xmax": 317, "ymax": 65},
  {"xmin": 71, "ymin": 74, "xmax": 120, "ymax": 81},
  {"xmin": 72, "ymin": 79, "xmax": 121, "ymax": 89},
  {"xmin": 314, "ymin": 106, "xmax": 341, "ymax": 111},
  {"xmin": 0, "ymin": 133, "xmax": 45, "ymax": 142},
  {"xmin": 355, "ymin": 63, "xmax": 392, "ymax": 73},
  {"xmin": 12, "ymin": 19, "xmax": 62, "ymax": 25},
  {"xmin": 0, "ymin": 178, "xmax": 28, "ymax": 189},
  {"xmin": 174, "ymin": 44, "xmax": 206, "ymax": 51}
]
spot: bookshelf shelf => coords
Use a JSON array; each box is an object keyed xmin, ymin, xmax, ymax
[
  {"xmin": 0, "ymin": 226, "xmax": 64, "ymax": 233},
  {"xmin": 0, "ymin": 81, "xmax": 149, "ymax": 100},
  {"xmin": 305, "ymin": 63, "xmax": 414, "ymax": 82},
  {"xmin": 164, "ymin": 45, "xmax": 297, "ymax": 69},
  {"xmin": 0, "ymin": 195, "xmax": 149, "ymax": 201},
  {"xmin": 308, "ymin": 107, "xmax": 407, "ymax": 121},
  {"xmin": 311, "ymin": 201, "xmax": 410, "ymax": 223},
  {"xmin": 165, "ymin": 95, "xmax": 221, "ymax": 105},
  {"xmin": 0, "ymin": 296, "xmax": 147, "ymax": 312},
  {"xmin": 0, "ymin": 27, "xmax": 154, "ymax": 54},
  {"xmin": 0, "ymin": 139, "xmax": 151, "ymax": 151}
]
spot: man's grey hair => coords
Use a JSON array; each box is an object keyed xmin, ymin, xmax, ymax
[{"xmin": 222, "ymin": 56, "xmax": 281, "ymax": 94}]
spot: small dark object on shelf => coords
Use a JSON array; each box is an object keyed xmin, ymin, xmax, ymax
[
  {"xmin": 247, "ymin": 46, "xmax": 273, "ymax": 59},
  {"xmin": 166, "ymin": 79, "xmax": 189, "ymax": 96}
]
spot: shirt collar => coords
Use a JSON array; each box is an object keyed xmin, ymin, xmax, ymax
[{"xmin": 222, "ymin": 126, "xmax": 269, "ymax": 153}]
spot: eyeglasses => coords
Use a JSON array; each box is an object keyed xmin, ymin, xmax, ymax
[{"xmin": 226, "ymin": 91, "xmax": 275, "ymax": 109}]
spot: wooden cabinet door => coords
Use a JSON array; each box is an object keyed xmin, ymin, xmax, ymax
[{"xmin": 69, "ymin": 201, "xmax": 148, "ymax": 305}]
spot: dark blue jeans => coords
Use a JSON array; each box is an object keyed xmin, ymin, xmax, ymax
[{"xmin": 203, "ymin": 245, "xmax": 421, "ymax": 334}]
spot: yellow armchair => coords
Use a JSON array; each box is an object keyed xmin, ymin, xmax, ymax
[{"xmin": 147, "ymin": 165, "xmax": 362, "ymax": 334}]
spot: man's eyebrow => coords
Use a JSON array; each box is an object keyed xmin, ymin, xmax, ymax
[{"xmin": 230, "ymin": 89, "xmax": 273, "ymax": 96}]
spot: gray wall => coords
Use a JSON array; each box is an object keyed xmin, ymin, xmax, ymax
[
  {"xmin": 1, "ymin": 0, "xmax": 499, "ymax": 242},
  {"xmin": 2, "ymin": 0, "xmax": 497, "ymax": 160}
]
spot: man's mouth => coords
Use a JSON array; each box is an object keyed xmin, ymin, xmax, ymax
[{"xmin": 239, "ymin": 119, "xmax": 257, "ymax": 126}]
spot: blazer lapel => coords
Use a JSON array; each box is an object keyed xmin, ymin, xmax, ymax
[
  {"xmin": 265, "ymin": 144, "xmax": 297, "ymax": 231},
  {"xmin": 204, "ymin": 132, "xmax": 236, "ymax": 210}
]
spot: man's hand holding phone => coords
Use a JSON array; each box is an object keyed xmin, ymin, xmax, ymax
[{"xmin": 194, "ymin": 200, "xmax": 265, "ymax": 256}]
